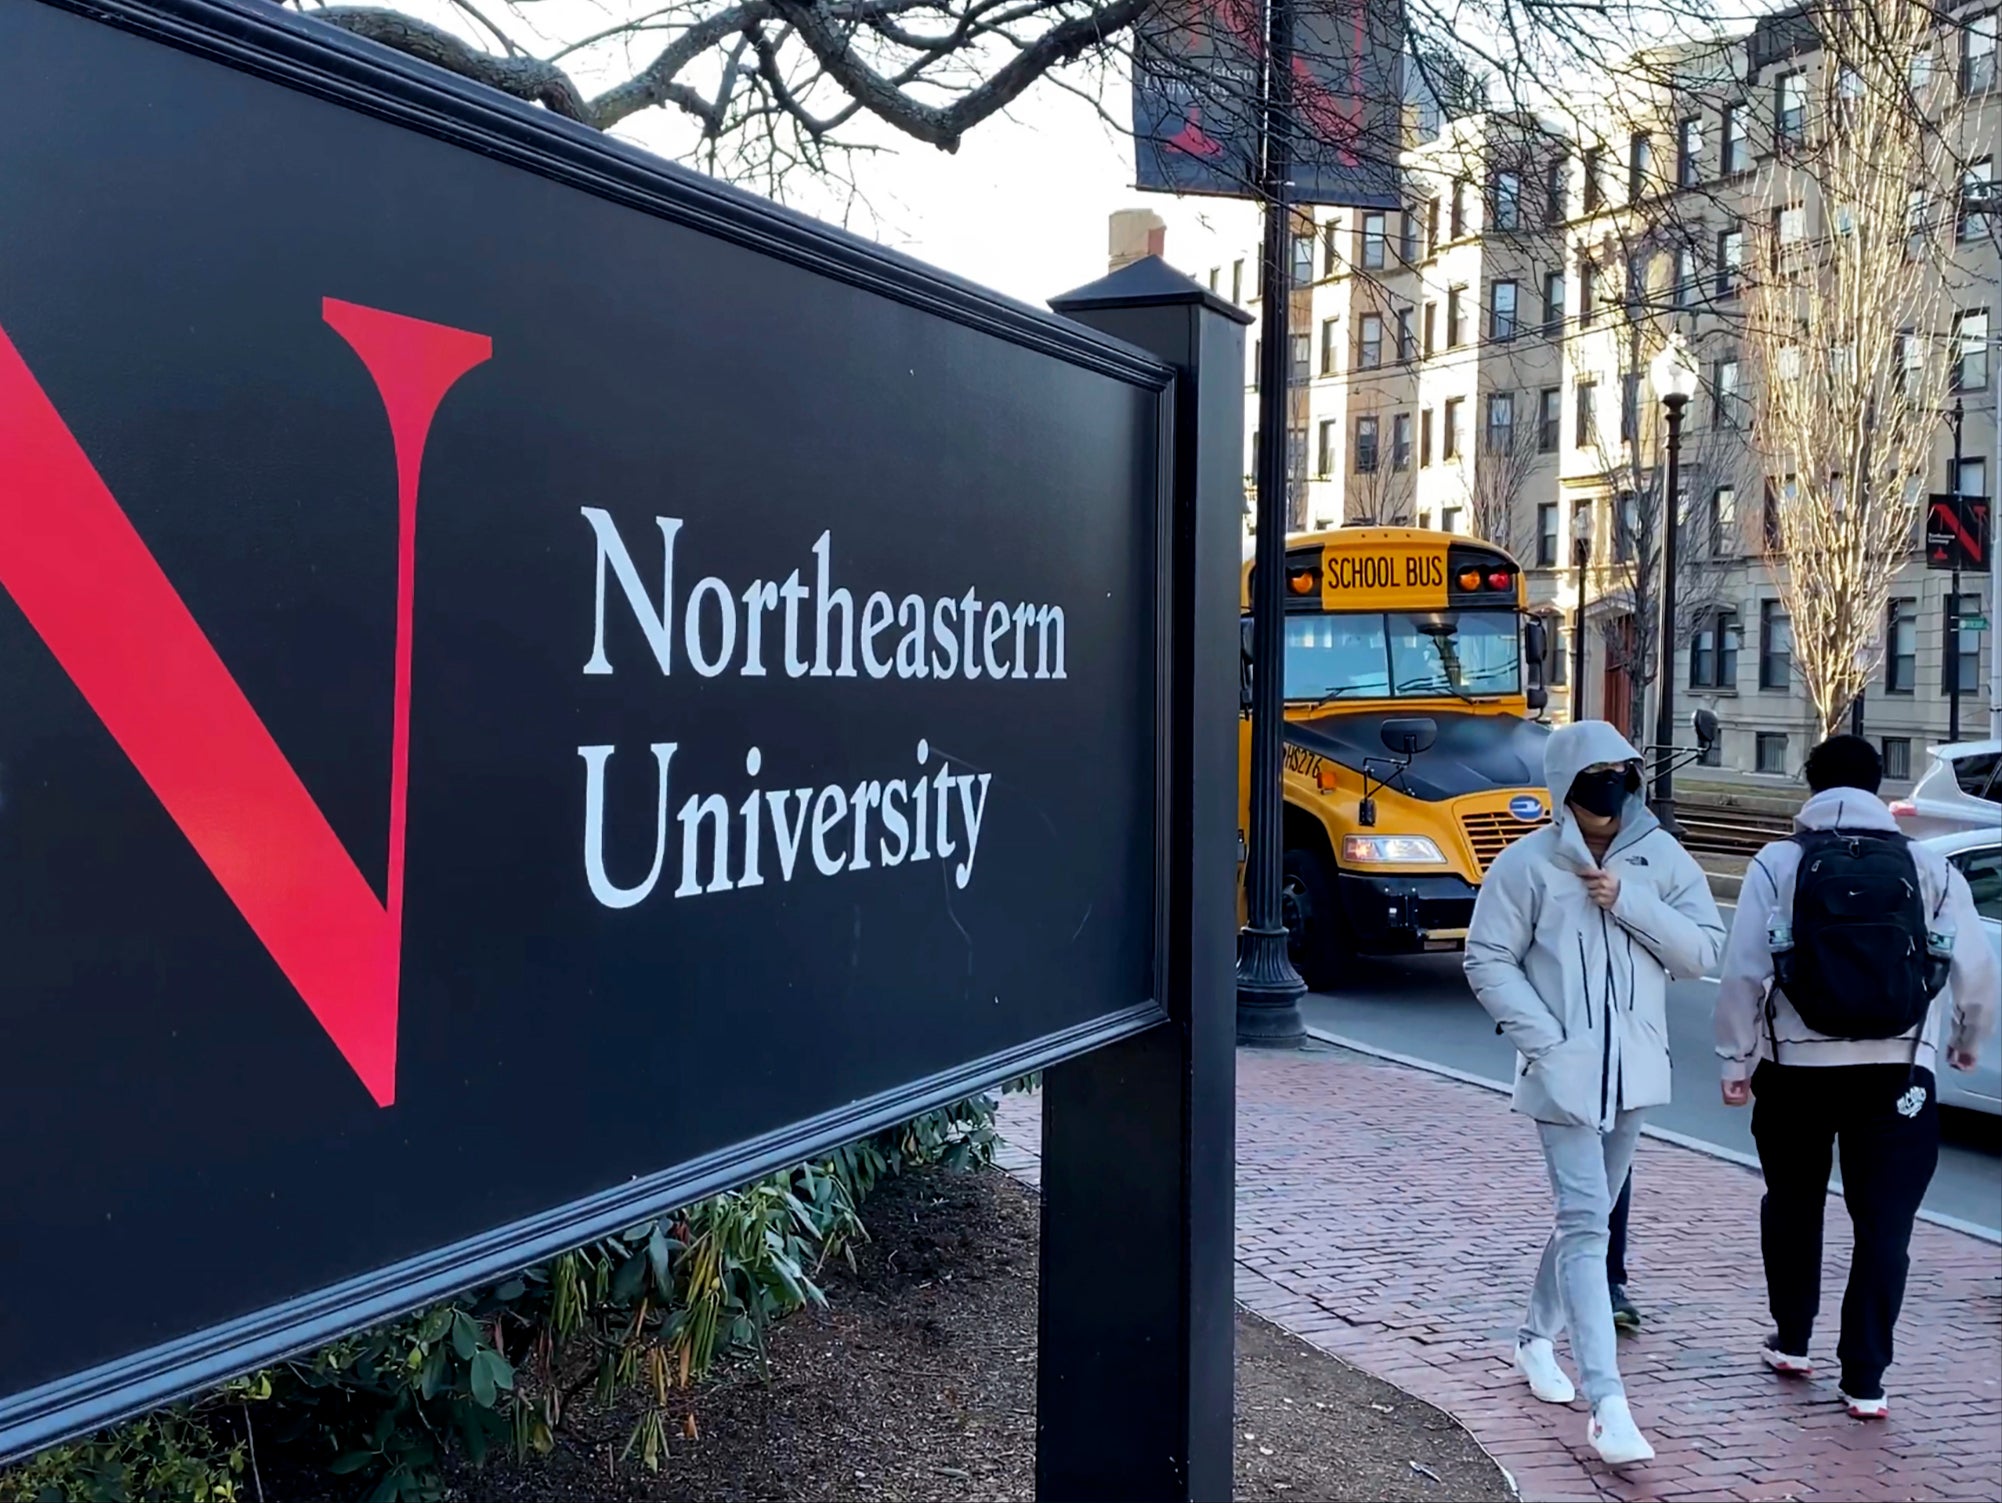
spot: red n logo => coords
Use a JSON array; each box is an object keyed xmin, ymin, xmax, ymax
[{"xmin": 0, "ymin": 298, "xmax": 491, "ymax": 1107}]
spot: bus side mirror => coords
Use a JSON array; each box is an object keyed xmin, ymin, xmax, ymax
[
  {"xmin": 1380, "ymin": 716, "xmax": 1437, "ymax": 758},
  {"xmin": 1240, "ymin": 617, "xmax": 1254, "ymax": 712},
  {"xmin": 1527, "ymin": 685, "xmax": 1549, "ymax": 713},
  {"xmin": 1523, "ymin": 618, "xmax": 1549, "ymax": 666},
  {"xmin": 1693, "ymin": 707, "xmax": 1720, "ymax": 752}
]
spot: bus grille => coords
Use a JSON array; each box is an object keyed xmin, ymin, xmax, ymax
[{"xmin": 1462, "ymin": 810, "xmax": 1548, "ymax": 875}]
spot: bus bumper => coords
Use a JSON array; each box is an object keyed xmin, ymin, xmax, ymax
[{"xmin": 1337, "ymin": 871, "xmax": 1480, "ymax": 954}]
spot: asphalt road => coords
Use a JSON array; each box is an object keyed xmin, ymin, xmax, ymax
[{"xmin": 1301, "ymin": 908, "xmax": 2002, "ymax": 1236}]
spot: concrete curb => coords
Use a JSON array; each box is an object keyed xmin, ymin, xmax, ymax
[{"xmin": 1304, "ymin": 1026, "xmax": 2002, "ymax": 1247}]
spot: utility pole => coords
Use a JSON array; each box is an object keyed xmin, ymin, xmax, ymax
[{"xmin": 1236, "ymin": 0, "xmax": 1307, "ymax": 1047}]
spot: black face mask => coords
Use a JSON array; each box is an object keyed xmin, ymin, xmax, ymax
[{"xmin": 1568, "ymin": 766, "xmax": 1634, "ymax": 819}]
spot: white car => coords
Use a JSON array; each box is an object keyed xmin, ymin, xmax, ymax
[
  {"xmin": 1925, "ymin": 827, "xmax": 2002, "ymax": 1116},
  {"xmin": 1891, "ymin": 740, "xmax": 2002, "ymax": 840}
]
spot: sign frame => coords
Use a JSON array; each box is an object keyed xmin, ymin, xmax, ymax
[
  {"xmin": 1927, "ymin": 492, "xmax": 1992, "ymax": 573},
  {"xmin": 0, "ymin": 0, "xmax": 1239, "ymax": 1479}
]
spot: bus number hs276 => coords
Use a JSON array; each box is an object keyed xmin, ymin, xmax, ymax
[{"xmin": 1323, "ymin": 554, "xmax": 1446, "ymax": 592}]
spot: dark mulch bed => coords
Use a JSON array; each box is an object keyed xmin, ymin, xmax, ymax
[{"xmin": 440, "ymin": 1165, "xmax": 1509, "ymax": 1502}]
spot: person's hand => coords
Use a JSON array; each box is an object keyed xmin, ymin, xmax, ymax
[
  {"xmin": 1582, "ymin": 867, "xmax": 1621, "ymax": 909},
  {"xmin": 1721, "ymin": 1078, "xmax": 1752, "ymax": 1107},
  {"xmin": 1948, "ymin": 1047, "xmax": 1979, "ymax": 1073}
]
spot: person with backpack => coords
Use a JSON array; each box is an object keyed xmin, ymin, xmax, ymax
[
  {"xmin": 1466, "ymin": 720, "xmax": 1725, "ymax": 1467},
  {"xmin": 1715, "ymin": 735, "xmax": 1996, "ymax": 1420}
]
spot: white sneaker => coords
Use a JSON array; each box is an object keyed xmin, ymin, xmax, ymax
[
  {"xmin": 1840, "ymin": 1390, "xmax": 1890, "ymax": 1420},
  {"xmin": 1514, "ymin": 1338, "xmax": 1576, "ymax": 1404},
  {"xmin": 1588, "ymin": 1395, "xmax": 1655, "ymax": 1467}
]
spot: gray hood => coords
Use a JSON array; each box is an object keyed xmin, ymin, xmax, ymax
[
  {"xmin": 1543, "ymin": 719, "xmax": 1655, "ymax": 870},
  {"xmin": 1792, "ymin": 786, "xmax": 1899, "ymax": 833}
]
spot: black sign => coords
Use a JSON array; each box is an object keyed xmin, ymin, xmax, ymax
[
  {"xmin": 0, "ymin": 0, "xmax": 1176, "ymax": 1458},
  {"xmin": 1132, "ymin": 0, "xmax": 1402, "ymax": 206},
  {"xmin": 1927, "ymin": 493, "xmax": 1992, "ymax": 572}
]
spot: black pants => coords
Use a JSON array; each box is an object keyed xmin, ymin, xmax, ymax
[
  {"xmin": 1750, "ymin": 1061, "xmax": 1940, "ymax": 1399},
  {"xmin": 1606, "ymin": 1170, "xmax": 1632, "ymax": 1287}
]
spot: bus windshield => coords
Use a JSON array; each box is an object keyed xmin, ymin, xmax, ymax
[{"xmin": 1282, "ymin": 610, "xmax": 1521, "ymax": 702}]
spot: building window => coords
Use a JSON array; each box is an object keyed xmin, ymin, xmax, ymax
[
  {"xmin": 1900, "ymin": 329, "xmax": 1925, "ymax": 397},
  {"xmin": 1538, "ymin": 502, "xmax": 1560, "ymax": 566},
  {"xmin": 1962, "ymin": 455, "xmax": 1990, "ymax": 500},
  {"xmin": 1775, "ymin": 71, "xmax": 1806, "ymax": 147},
  {"xmin": 1614, "ymin": 490, "xmax": 1638, "ymax": 563},
  {"xmin": 1397, "ymin": 307, "xmax": 1417, "ymax": 362},
  {"xmin": 1575, "ymin": 379, "xmax": 1597, "ymax": 446},
  {"xmin": 1317, "ymin": 419, "xmax": 1338, "ymax": 478},
  {"xmin": 1583, "ymin": 145, "xmax": 1605, "ymax": 211},
  {"xmin": 1207, "ymin": 267, "xmax": 1220, "ymax": 293},
  {"xmin": 1443, "ymin": 397, "xmax": 1464, "ymax": 460},
  {"xmin": 1321, "ymin": 316, "xmax": 1339, "ymax": 375},
  {"xmin": 1286, "ymin": 426, "xmax": 1307, "ymax": 485},
  {"xmin": 1359, "ymin": 212, "xmax": 1387, "ymax": 270},
  {"xmin": 1950, "ymin": 592, "xmax": 1983, "ymax": 694},
  {"xmin": 1579, "ymin": 256, "xmax": 1598, "ymax": 325},
  {"xmin": 1886, "ymin": 599, "xmax": 1918, "ymax": 692},
  {"xmin": 1955, "ymin": 309, "xmax": 1990, "ymax": 391},
  {"xmin": 1909, "ymin": 187, "xmax": 1930, "ymax": 258},
  {"xmin": 1620, "ymin": 371, "xmax": 1640, "ymax": 443},
  {"xmin": 1965, "ymin": 11, "xmax": 1997, "ymax": 95},
  {"xmin": 1722, "ymin": 103, "xmax": 1749, "ymax": 174},
  {"xmin": 1883, "ymin": 737, "xmax": 1912, "ymax": 781},
  {"xmin": 1392, "ymin": 413, "xmax": 1413, "ymax": 471},
  {"xmin": 1290, "ymin": 332, "xmax": 1310, "ymax": 384},
  {"xmin": 1292, "ymin": 233, "xmax": 1315, "ymax": 286},
  {"xmin": 1712, "ymin": 484, "xmax": 1737, "ymax": 555},
  {"xmin": 1835, "ymin": 64, "xmax": 1865, "ymax": 124},
  {"xmin": 1543, "ymin": 270, "xmax": 1565, "ymax": 336},
  {"xmin": 1420, "ymin": 408, "xmax": 1435, "ymax": 467},
  {"xmin": 1447, "ymin": 286, "xmax": 1466, "ymax": 347},
  {"xmin": 1690, "ymin": 608, "xmax": 1741, "ymax": 688},
  {"xmin": 1358, "ymin": 313, "xmax": 1384, "ymax": 370},
  {"xmin": 1677, "ymin": 117, "xmax": 1702, "ymax": 186},
  {"xmin": 1964, "ymin": 158, "xmax": 1995, "ymax": 242},
  {"xmin": 1486, "ymin": 392, "xmax": 1516, "ymax": 453},
  {"xmin": 1418, "ymin": 510, "xmax": 1432, "ymax": 531},
  {"xmin": 1231, "ymin": 260, "xmax": 1244, "ymax": 303},
  {"xmin": 1760, "ymin": 599, "xmax": 1792, "ymax": 689},
  {"xmin": 1401, "ymin": 208, "xmax": 1423, "ymax": 263},
  {"xmin": 1491, "ymin": 280, "xmax": 1519, "ymax": 341},
  {"xmin": 1774, "ymin": 202, "xmax": 1806, "ymax": 253},
  {"xmin": 1548, "ymin": 620, "xmax": 1568, "ymax": 685},
  {"xmin": 1757, "ymin": 732, "xmax": 1789, "ymax": 775},
  {"xmin": 1426, "ymin": 198, "xmax": 1441, "ymax": 254},
  {"xmin": 1441, "ymin": 505, "xmax": 1463, "ymax": 536},
  {"xmin": 1492, "ymin": 170, "xmax": 1522, "ymax": 231},
  {"xmin": 1451, "ymin": 179, "xmax": 1469, "ymax": 237},
  {"xmin": 1716, "ymin": 228, "xmax": 1743, "ymax": 297},
  {"xmin": 1673, "ymin": 244, "xmax": 1697, "ymax": 309},
  {"xmin": 1532, "ymin": 386, "xmax": 1559, "ymax": 453},
  {"xmin": 1546, "ymin": 153, "xmax": 1568, "ymax": 223},
  {"xmin": 1424, "ymin": 302, "xmax": 1438, "ymax": 355},
  {"xmin": 1355, "ymin": 416, "xmax": 1381, "ymax": 474},
  {"xmin": 1712, "ymin": 357, "xmax": 1740, "ymax": 428},
  {"xmin": 1628, "ymin": 132, "xmax": 1653, "ymax": 197},
  {"xmin": 1323, "ymin": 222, "xmax": 1340, "ymax": 275}
]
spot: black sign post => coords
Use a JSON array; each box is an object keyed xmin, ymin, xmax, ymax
[{"xmin": 0, "ymin": 0, "xmax": 1240, "ymax": 1491}]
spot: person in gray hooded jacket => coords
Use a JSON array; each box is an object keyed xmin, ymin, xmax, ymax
[{"xmin": 1465, "ymin": 720, "xmax": 1725, "ymax": 1467}]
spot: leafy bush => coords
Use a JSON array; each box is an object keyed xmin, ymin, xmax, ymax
[{"xmin": 3, "ymin": 1096, "xmax": 997, "ymax": 1503}]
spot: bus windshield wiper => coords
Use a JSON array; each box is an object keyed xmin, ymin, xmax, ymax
[
  {"xmin": 1394, "ymin": 674, "xmax": 1477, "ymax": 704},
  {"xmin": 1291, "ymin": 685, "xmax": 1361, "ymax": 711}
]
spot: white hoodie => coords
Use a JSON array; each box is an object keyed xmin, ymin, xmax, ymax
[
  {"xmin": 1466, "ymin": 720, "xmax": 1726, "ymax": 1130},
  {"xmin": 1714, "ymin": 786, "xmax": 1998, "ymax": 1081}
]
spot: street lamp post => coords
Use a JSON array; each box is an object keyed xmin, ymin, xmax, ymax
[
  {"xmin": 1946, "ymin": 400, "xmax": 1964, "ymax": 744},
  {"xmin": 1571, "ymin": 508, "xmax": 1592, "ymax": 720},
  {"xmin": 1647, "ymin": 331, "xmax": 1700, "ymax": 836},
  {"xmin": 1235, "ymin": 0, "xmax": 1306, "ymax": 1047}
]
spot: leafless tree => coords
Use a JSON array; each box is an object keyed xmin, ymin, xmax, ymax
[
  {"xmin": 1343, "ymin": 451, "xmax": 1415, "ymax": 526},
  {"xmin": 1738, "ymin": 0, "xmax": 1967, "ymax": 736},
  {"xmin": 1461, "ymin": 408, "xmax": 1544, "ymax": 556}
]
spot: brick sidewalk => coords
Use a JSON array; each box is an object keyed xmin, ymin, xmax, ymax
[{"xmin": 996, "ymin": 1047, "xmax": 2002, "ymax": 1503}]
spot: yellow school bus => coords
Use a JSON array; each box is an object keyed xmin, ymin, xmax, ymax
[{"xmin": 1239, "ymin": 525, "xmax": 1554, "ymax": 989}]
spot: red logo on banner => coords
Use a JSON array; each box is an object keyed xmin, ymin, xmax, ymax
[{"xmin": 0, "ymin": 299, "xmax": 491, "ymax": 1106}]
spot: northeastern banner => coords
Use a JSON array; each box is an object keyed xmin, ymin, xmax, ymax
[{"xmin": 1131, "ymin": 0, "xmax": 1403, "ymax": 207}]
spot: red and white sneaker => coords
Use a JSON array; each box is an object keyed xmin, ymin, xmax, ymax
[
  {"xmin": 1840, "ymin": 1390, "xmax": 1890, "ymax": 1420},
  {"xmin": 1761, "ymin": 1336, "xmax": 1813, "ymax": 1377}
]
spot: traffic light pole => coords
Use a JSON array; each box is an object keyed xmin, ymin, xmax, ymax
[{"xmin": 1236, "ymin": 0, "xmax": 1307, "ymax": 1046}]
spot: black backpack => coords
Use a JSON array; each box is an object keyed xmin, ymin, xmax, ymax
[{"xmin": 1775, "ymin": 828, "xmax": 1942, "ymax": 1040}]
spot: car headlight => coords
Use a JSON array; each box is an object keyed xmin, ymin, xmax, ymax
[{"xmin": 1341, "ymin": 835, "xmax": 1448, "ymax": 865}]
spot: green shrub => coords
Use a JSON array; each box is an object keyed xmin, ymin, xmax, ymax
[{"xmin": 3, "ymin": 1096, "xmax": 997, "ymax": 1503}]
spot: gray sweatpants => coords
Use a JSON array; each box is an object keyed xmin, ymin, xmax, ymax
[{"xmin": 1518, "ymin": 1110, "xmax": 1646, "ymax": 1406}]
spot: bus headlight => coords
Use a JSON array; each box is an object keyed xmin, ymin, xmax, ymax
[{"xmin": 1341, "ymin": 835, "xmax": 1448, "ymax": 865}]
